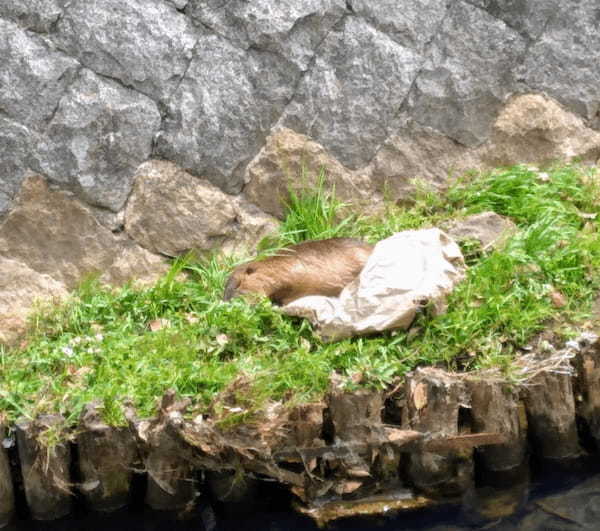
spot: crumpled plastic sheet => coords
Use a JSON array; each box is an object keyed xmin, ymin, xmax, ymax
[{"xmin": 282, "ymin": 228, "xmax": 466, "ymax": 341}]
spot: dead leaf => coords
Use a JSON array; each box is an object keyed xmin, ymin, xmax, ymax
[
  {"xmin": 185, "ymin": 313, "xmax": 199, "ymax": 324},
  {"xmin": 148, "ymin": 318, "xmax": 170, "ymax": 331},
  {"xmin": 347, "ymin": 467, "xmax": 371, "ymax": 478},
  {"xmin": 350, "ymin": 372, "xmax": 364, "ymax": 385},
  {"xmin": 579, "ymin": 211, "xmax": 597, "ymax": 220},
  {"xmin": 550, "ymin": 290, "xmax": 567, "ymax": 308},
  {"xmin": 216, "ymin": 334, "xmax": 229, "ymax": 346},
  {"xmin": 340, "ymin": 480, "xmax": 363, "ymax": 494},
  {"xmin": 413, "ymin": 382, "xmax": 428, "ymax": 410}
]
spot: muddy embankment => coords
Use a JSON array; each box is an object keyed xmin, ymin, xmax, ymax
[{"xmin": 1, "ymin": 333, "xmax": 600, "ymax": 528}]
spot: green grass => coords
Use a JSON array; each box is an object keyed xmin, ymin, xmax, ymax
[{"xmin": 1, "ymin": 164, "xmax": 599, "ymax": 427}]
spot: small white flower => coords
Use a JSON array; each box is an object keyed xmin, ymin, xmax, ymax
[
  {"xmin": 71, "ymin": 336, "xmax": 82, "ymax": 345},
  {"xmin": 537, "ymin": 172, "xmax": 550, "ymax": 182},
  {"xmin": 61, "ymin": 346, "xmax": 74, "ymax": 357},
  {"xmin": 95, "ymin": 333, "xmax": 104, "ymax": 342}
]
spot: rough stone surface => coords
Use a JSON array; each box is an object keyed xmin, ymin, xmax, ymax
[
  {"xmin": 367, "ymin": 94, "xmax": 600, "ymax": 201},
  {"xmin": 468, "ymin": 0, "xmax": 558, "ymax": 39},
  {"xmin": 0, "ymin": 19, "xmax": 80, "ymax": 130},
  {"xmin": 0, "ymin": 118, "xmax": 37, "ymax": 217},
  {"xmin": 280, "ymin": 14, "xmax": 424, "ymax": 169},
  {"xmin": 154, "ymin": 31, "xmax": 298, "ymax": 194},
  {"xmin": 351, "ymin": 0, "xmax": 447, "ymax": 52},
  {"xmin": 0, "ymin": 257, "xmax": 67, "ymax": 346},
  {"xmin": 519, "ymin": 1, "xmax": 600, "ymax": 125},
  {"xmin": 125, "ymin": 160, "xmax": 278, "ymax": 257},
  {"xmin": 186, "ymin": 0, "xmax": 346, "ymax": 71},
  {"xmin": 447, "ymin": 212, "xmax": 517, "ymax": 251},
  {"xmin": 366, "ymin": 121, "xmax": 478, "ymax": 198},
  {"xmin": 408, "ymin": 2, "xmax": 527, "ymax": 146},
  {"xmin": 0, "ymin": 0, "xmax": 63, "ymax": 33},
  {"xmin": 244, "ymin": 128, "xmax": 377, "ymax": 219},
  {"xmin": 34, "ymin": 69, "xmax": 161, "ymax": 211},
  {"xmin": 0, "ymin": 175, "xmax": 166, "ymax": 290},
  {"xmin": 482, "ymin": 94, "xmax": 600, "ymax": 166},
  {"xmin": 52, "ymin": 0, "xmax": 198, "ymax": 102}
]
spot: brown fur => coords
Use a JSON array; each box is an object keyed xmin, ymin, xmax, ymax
[{"xmin": 223, "ymin": 238, "xmax": 374, "ymax": 305}]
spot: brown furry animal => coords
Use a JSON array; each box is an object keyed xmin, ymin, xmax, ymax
[{"xmin": 223, "ymin": 238, "xmax": 374, "ymax": 305}]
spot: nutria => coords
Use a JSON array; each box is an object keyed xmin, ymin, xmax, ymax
[{"xmin": 223, "ymin": 238, "xmax": 374, "ymax": 305}]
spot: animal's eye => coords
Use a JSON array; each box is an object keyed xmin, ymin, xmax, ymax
[{"xmin": 246, "ymin": 266, "xmax": 256, "ymax": 275}]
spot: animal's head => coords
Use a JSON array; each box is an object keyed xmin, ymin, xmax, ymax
[{"xmin": 223, "ymin": 263, "xmax": 258, "ymax": 301}]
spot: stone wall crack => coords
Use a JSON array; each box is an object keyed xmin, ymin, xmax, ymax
[
  {"xmin": 359, "ymin": 0, "xmax": 456, "ymax": 169},
  {"xmin": 460, "ymin": 0, "xmax": 534, "ymax": 41},
  {"xmin": 270, "ymin": 11, "xmax": 349, "ymax": 138}
]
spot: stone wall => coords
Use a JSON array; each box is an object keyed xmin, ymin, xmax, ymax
[{"xmin": 2, "ymin": 0, "xmax": 600, "ymax": 342}]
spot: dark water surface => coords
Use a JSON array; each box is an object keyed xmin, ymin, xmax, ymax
[{"xmin": 7, "ymin": 456, "xmax": 600, "ymax": 531}]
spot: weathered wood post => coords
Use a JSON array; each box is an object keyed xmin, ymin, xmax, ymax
[
  {"xmin": 327, "ymin": 388, "xmax": 387, "ymax": 495},
  {"xmin": 0, "ymin": 421, "xmax": 15, "ymax": 528},
  {"xmin": 524, "ymin": 370, "xmax": 581, "ymax": 460},
  {"xmin": 572, "ymin": 335, "xmax": 600, "ymax": 448},
  {"xmin": 16, "ymin": 415, "xmax": 72, "ymax": 520},
  {"xmin": 467, "ymin": 377, "xmax": 527, "ymax": 471},
  {"xmin": 403, "ymin": 368, "xmax": 473, "ymax": 496},
  {"xmin": 77, "ymin": 402, "xmax": 138, "ymax": 511},
  {"xmin": 127, "ymin": 392, "xmax": 198, "ymax": 512}
]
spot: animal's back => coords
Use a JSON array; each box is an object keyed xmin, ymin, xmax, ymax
[{"xmin": 223, "ymin": 237, "xmax": 373, "ymax": 305}]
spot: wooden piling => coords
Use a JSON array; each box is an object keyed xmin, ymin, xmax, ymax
[
  {"xmin": 16, "ymin": 416, "xmax": 72, "ymax": 520},
  {"xmin": 403, "ymin": 368, "xmax": 473, "ymax": 496},
  {"xmin": 77, "ymin": 403, "xmax": 138, "ymax": 511},
  {"xmin": 467, "ymin": 378, "xmax": 527, "ymax": 471},
  {"xmin": 0, "ymin": 422, "xmax": 15, "ymax": 528}
]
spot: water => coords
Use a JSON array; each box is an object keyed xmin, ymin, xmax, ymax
[{"xmin": 7, "ymin": 456, "xmax": 600, "ymax": 531}]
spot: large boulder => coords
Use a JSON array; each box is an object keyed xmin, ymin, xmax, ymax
[
  {"xmin": 0, "ymin": 0, "xmax": 63, "ymax": 33},
  {"xmin": 0, "ymin": 19, "xmax": 79, "ymax": 130},
  {"xmin": 125, "ymin": 160, "xmax": 279, "ymax": 257},
  {"xmin": 408, "ymin": 2, "xmax": 527, "ymax": 147},
  {"xmin": 186, "ymin": 0, "xmax": 346, "ymax": 71},
  {"xmin": 446, "ymin": 212, "xmax": 517, "ymax": 251},
  {"xmin": 279, "ymin": 14, "xmax": 426, "ymax": 169},
  {"xmin": 0, "ymin": 175, "xmax": 167, "ymax": 344},
  {"xmin": 367, "ymin": 94, "xmax": 600, "ymax": 200},
  {"xmin": 367, "ymin": 121, "xmax": 478, "ymax": 198},
  {"xmin": 0, "ymin": 117, "xmax": 37, "ymax": 217},
  {"xmin": 33, "ymin": 69, "xmax": 161, "ymax": 211},
  {"xmin": 244, "ymin": 128, "xmax": 376, "ymax": 219},
  {"xmin": 0, "ymin": 258, "xmax": 67, "ymax": 345},
  {"xmin": 0, "ymin": 175, "xmax": 166, "ymax": 289},
  {"xmin": 482, "ymin": 94, "xmax": 600, "ymax": 166},
  {"xmin": 154, "ymin": 30, "xmax": 298, "ymax": 195},
  {"xmin": 519, "ymin": 1, "xmax": 600, "ymax": 126},
  {"xmin": 52, "ymin": 0, "xmax": 198, "ymax": 102}
]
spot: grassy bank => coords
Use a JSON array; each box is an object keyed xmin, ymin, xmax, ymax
[{"xmin": 1, "ymin": 164, "xmax": 599, "ymax": 427}]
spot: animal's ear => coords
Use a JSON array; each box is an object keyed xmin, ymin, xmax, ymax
[{"xmin": 245, "ymin": 265, "xmax": 256, "ymax": 275}]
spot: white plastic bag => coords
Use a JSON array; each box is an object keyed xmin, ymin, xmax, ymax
[{"xmin": 282, "ymin": 228, "xmax": 466, "ymax": 341}]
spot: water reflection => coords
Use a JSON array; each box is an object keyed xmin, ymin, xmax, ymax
[{"xmin": 7, "ymin": 456, "xmax": 600, "ymax": 531}]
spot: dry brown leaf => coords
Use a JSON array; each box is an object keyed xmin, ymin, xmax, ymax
[
  {"xmin": 550, "ymin": 290, "xmax": 567, "ymax": 308},
  {"xmin": 185, "ymin": 313, "xmax": 199, "ymax": 324},
  {"xmin": 413, "ymin": 382, "xmax": 428, "ymax": 410},
  {"xmin": 148, "ymin": 318, "xmax": 170, "ymax": 331},
  {"xmin": 216, "ymin": 333, "xmax": 229, "ymax": 346},
  {"xmin": 340, "ymin": 480, "xmax": 363, "ymax": 494}
]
